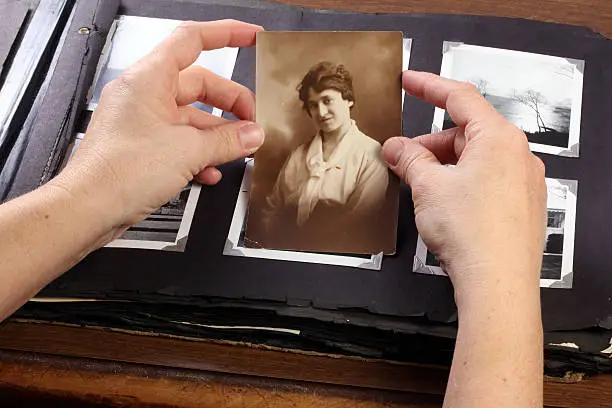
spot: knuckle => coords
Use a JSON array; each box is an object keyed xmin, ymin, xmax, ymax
[
  {"xmin": 219, "ymin": 18, "xmax": 240, "ymax": 24},
  {"xmin": 461, "ymin": 82, "xmax": 479, "ymax": 94},
  {"xmin": 533, "ymin": 155, "xmax": 546, "ymax": 175},
  {"xmin": 447, "ymin": 84, "xmax": 478, "ymax": 107},
  {"xmin": 110, "ymin": 70, "xmax": 138, "ymax": 92},
  {"xmin": 212, "ymin": 128, "xmax": 236, "ymax": 159},
  {"xmin": 397, "ymin": 150, "xmax": 427, "ymax": 184},
  {"xmin": 176, "ymin": 20, "xmax": 197, "ymax": 31},
  {"xmin": 494, "ymin": 120, "xmax": 530, "ymax": 147}
]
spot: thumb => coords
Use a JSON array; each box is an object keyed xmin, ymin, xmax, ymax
[
  {"xmin": 382, "ymin": 137, "xmax": 441, "ymax": 186},
  {"xmin": 196, "ymin": 121, "xmax": 265, "ymax": 167}
]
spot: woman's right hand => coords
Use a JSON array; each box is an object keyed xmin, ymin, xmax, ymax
[{"xmin": 382, "ymin": 71, "xmax": 547, "ymax": 303}]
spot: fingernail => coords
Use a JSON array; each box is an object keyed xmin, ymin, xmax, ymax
[
  {"xmin": 239, "ymin": 123, "xmax": 264, "ymax": 151},
  {"xmin": 382, "ymin": 138, "xmax": 404, "ymax": 166}
]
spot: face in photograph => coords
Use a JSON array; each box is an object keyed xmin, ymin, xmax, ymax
[{"xmin": 306, "ymin": 88, "xmax": 354, "ymax": 135}]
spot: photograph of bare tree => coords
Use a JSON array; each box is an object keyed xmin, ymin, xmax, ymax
[{"xmin": 434, "ymin": 43, "xmax": 584, "ymax": 157}]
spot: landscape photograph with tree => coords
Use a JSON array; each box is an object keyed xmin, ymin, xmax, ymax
[{"xmin": 435, "ymin": 43, "xmax": 584, "ymax": 157}]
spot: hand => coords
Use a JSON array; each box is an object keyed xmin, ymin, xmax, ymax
[
  {"xmin": 51, "ymin": 20, "xmax": 265, "ymax": 242},
  {"xmin": 382, "ymin": 71, "xmax": 547, "ymax": 299}
]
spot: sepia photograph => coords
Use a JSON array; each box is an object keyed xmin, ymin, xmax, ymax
[
  {"xmin": 246, "ymin": 31, "xmax": 403, "ymax": 255},
  {"xmin": 87, "ymin": 15, "xmax": 239, "ymax": 116},
  {"xmin": 223, "ymin": 159, "xmax": 383, "ymax": 270},
  {"xmin": 413, "ymin": 177, "xmax": 578, "ymax": 288},
  {"xmin": 433, "ymin": 43, "xmax": 584, "ymax": 157}
]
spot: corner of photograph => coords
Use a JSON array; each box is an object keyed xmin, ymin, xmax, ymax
[{"xmin": 246, "ymin": 31, "xmax": 403, "ymax": 255}]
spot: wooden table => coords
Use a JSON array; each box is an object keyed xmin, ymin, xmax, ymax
[
  {"xmin": 2, "ymin": 1, "xmax": 611, "ymax": 407},
  {"xmin": 2, "ymin": 322, "xmax": 612, "ymax": 407}
]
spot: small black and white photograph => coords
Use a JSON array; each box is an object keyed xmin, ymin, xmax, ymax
[
  {"xmin": 60, "ymin": 133, "xmax": 200, "ymax": 251},
  {"xmin": 246, "ymin": 31, "xmax": 403, "ymax": 255},
  {"xmin": 106, "ymin": 184, "xmax": 199, "ymax": 251},
  {"xmin": 413, "ymin": 177, "xmax": 578, "ymax": 289},
  {"xmin": 433, "ymin": 42, "xmax": 584, "ymax": 157},
  {"xmin": 223, "ymin": 159, "xmax": 383, "ymax": 270},
  {"xmin": 87, "ymin": 15, "xmax": 239, "ymax": 116}
]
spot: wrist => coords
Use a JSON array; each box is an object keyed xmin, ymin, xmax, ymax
[
  {"xmin": 452, "ymin": 263, "xmax": 542, "ymax": 320},
  {"xmin": 45, "ymin": 173, "xmax": 119, "ymax": 252}
]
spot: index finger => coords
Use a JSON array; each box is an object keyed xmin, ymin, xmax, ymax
[
  {"xmin": 402, "ymin": 70, "xmax": 499, "ymax": 127},
  {"xmin": 148, "ymin": 19, "xmax": 263, "ymax": 75}
]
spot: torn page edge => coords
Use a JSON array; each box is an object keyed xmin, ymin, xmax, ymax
[
  {"xmin": 170, "ymin": 320, "xmax": 301, "ymax": 335},
  {"xmin": 548, "ymin": 342, "xmax": 580, "ymax": 350},
  {"xmin": 602, "ymin": 338, "xmax": 612, "ymax": 355}
]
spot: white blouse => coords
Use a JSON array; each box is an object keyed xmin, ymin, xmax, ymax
[{"xmin": 263, "ymin": 122, "xmax": 389, "ymax": 228}]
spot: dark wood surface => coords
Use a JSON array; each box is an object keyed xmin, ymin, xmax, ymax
[
  {"xmin": 275, "ymin": 0, "xmax": 612, "ymax": 37},
  {"xmin": 0, "ymin": 348, "xmax": 444, "ymax": 408},
  {"xmin": 1, "ymin": 0, "xmax": 611, "ymax": 407},
  {"xmin": 1, "ymin": 322, "xmax": 612, "ymax": 407}
]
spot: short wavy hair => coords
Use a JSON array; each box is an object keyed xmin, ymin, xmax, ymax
[{"xmin": 297, "ymin": 62, "xmax": 355, "ymax": 115}]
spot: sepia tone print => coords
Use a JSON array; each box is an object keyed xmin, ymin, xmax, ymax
[{"xmin": 246, "ymin": 31, "xmax": 402, "ymax": 255}]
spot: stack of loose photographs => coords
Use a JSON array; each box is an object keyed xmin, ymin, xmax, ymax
[{"xmin": 414, "ymin": 42, "xmax": 584, "ymax": 289}]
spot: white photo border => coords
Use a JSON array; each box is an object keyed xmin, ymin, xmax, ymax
[
  {"xmin": 541, "ymin": 178, "xmax": 578, "ymax": 288},
  {"xmin": 401, "ymin": 38, "xmax": 413, "ymax": 105},
  {"xmin": 413, "ymin": 177, "xmax": 578, "ymax": 289},
  {"xmin": 61, "ymin": 133, "xmax": 201, "ymax": 252},
  {"xmin": 433, "ymin": 42, "xmax": 584, "ymax": 158},
  {"xmin": 223, "ymin": 159, "xmax": 384, "ymax": 270},
  {"xmin": 105, "ymin": 183, "xmax": 202, "ymax": 252}
]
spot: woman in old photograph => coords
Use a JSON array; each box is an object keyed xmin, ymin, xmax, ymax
[{"xmin": 261, "ymin": 62, "xmax": 390, "ymax": 252}]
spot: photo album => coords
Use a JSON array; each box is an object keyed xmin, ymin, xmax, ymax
[{"xmin": 67, "ymin": 14, "xmax": 589, "ymax": 290}]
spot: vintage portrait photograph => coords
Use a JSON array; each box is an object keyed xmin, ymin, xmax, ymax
[
  {"xmin": 246, "ymin": 31, "xmax": 403, "ymax": 255},
  {"xmin": 433, "ymin": 42, "xmax": 584, "ymax": 157},
  {"xmin": 224, "ymin": 159, "xmax": 383, "ymax": 270},
  {"xmin": 413, "ymin": 177, "xmax": 578, "ymax": 289}
]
